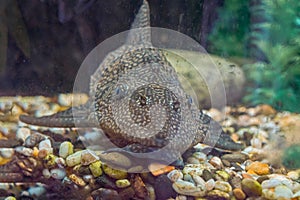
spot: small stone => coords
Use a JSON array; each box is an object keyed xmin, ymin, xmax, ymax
[
  {"xmin": 256, "ymin": 175, "xmax": 269, "ymax": 184},
  {"xmin": 59, "ymin": 141, "xmax": 73, "ymax": 158},
  {"xmin": 38, "ymin": 139, "xmax": 53, "ymax": 154},
  {"xmin": 167, "ymin": 169, "xmax": 183, "ymax": 182},
  {"xmin": 274, "ymin": 185, "xmax": 293, "ymax": 199},
  {"xmin": 258, "ymin": 104, "xmax": 276, "ymax": 115},
  {"xmin": 214, "ymin": 181, "xmax": 232, "ymax": 193},
  {"xmin": 241, "ymin": 178, "xmax": 262, "ymax": 197},
  {"xmin": 44, "ymin": 154, "xmax": 57, "ymax": 168},
  {"xmin": 172, "ymin": 180, "xmax": 206, "ymax": 197},
  {"xmin": 116, "ymin": 179, "xmax": 131, "ymax": 188},
  {"xmin": 246, "ymin": 161, "xmax": 270, "ymax": 175},
  {"xmin": 55, "ymin": 157, "xmax": 66, "ymax": 168},
  {"xmin": 154, "ymin": 174, "xmax": 177, "ymax": 200},
  {"xmin": 81, "ymin": 149, "xmax": 99, "ymax": 165},
  {"xmin": 192, "ymin": 152, "xmax": 207, "ymax": 163},
  {"xmin": 205, "ymin": 179, "xmax": 215, "ymax": 191},
  {"xmin": 15, "ymin": 146, "xmax": 33, "ymax": 157},
  {"xmin": 28, "ymin": 186, "xmax": 46, "ymax": 197},
  {"xmin": 50, "ymin": 168, "xmax": 66, "ymax": 179},
  {"xmin": 176, "ymin": 195, "xmax": 187, "ymax": 200},
  {"xmin": 132, "ymin": 175, "xmax": 148, "ymax": 199},
  {"xmin": 145, "ymin": 184, "xmax": 156, "ymax": 200},
  {"xmin": 287, "ymin": 170, "xmax": 300, "ymax": 180},
  {"xmin": 16, "ymin": 127, "xmax": 31, "ymax": 142},
  {"xmin": 69, "ymin": 174, "xmax": 86, "ymax": 187},
  {"xmin": 215, "ymin": 170, "xmax": 230, "ymax": 181},
  {"xmin": 221, "ymin": 153, "xmax": 249, "ymax": 163},
  {"xmin": 89, "ymin": 161, "xmax": 103, "ymax": 177},
  {"xmin": 66, "ymin": 150, "xmax": 83, "ymax": 167},
  {"xmin": 4, "ymin": 196, "xmax": 16, "ymax": 200},
  {"xmin": 24, "ymin": 132, "xmax": 46, "ymax": 147},
  {"xmin": 0, "ymin": 148, "xmax": 14, "ymax": 158},
  {"xmin": 233, "ymin": 188, "xmax": 246, "ymax": 200},
  {"xmin": 191, "ymin": 174, "xmax": 206, "ymax": 189},
  {"xmin": 250, "ymin": 138, "xmax": 262, "ymax": 149},
  {"xmin": 102, "ymin": 164, "xmax": 127, "ymax": 179},
  {"xmin": 209, "ymin": 156, "xmax": 223, "ymax": 169},
  {"xmin": 119, "ymin": 187, "xmax": 135, "ymax": 200},
  {"xmin": 230, "ymin": 176, "xmax": 242, "ymax": 189},
  {"xmin": 293, "ymin": 190, "xmax": 300, "ymax": 198},
  {"xmin": 91, "ymin": 188, "xmax": 120, "ymax": 200},
  {"xmin": 202, "ymin": 169, "xmax": 213, "ymax": 181},
  {"xmin": 187, "ymin": 157, "xmax": 200, "ymax": 164},
  {"xmin": 42, "ymin": 168, "xmax": 51, "ymax": 178},
  {"xmin": 95, "ymin": 175, "xmax": 117, "ymax": 189},
  {"xmin": 206, "ymin": 189, "xmax": 230, "ymax": 200}
]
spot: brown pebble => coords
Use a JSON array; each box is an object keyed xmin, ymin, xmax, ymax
[
  {"xmin": 38, "ymin": 149, "xmax": 48, "ymax": 159},
  {"xmin": 221, "ymin": 153, "xmax": 249, "ymax": 163},
  {"xmin": 233, "ymin": 188, "xmax": 246, "ymax": 200},
  {"xmin": 132, "ymin": 175, "xmax": 148, "ymax": 199},
  {"xmin": 256, "ymin": 175, "xmax": 269, "ymax": 184},
  {"xmin": 118, "ymin": 187, "xmax": 135, "ymax": 200}
]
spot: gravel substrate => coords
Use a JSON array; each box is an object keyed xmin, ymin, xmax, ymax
[{"xmin": 0, "ymin": 94, "xmax": 300, "ymax": 200}]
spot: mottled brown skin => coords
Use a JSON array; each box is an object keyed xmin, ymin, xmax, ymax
[{"xmin": 19, "ymin": 0, "xmax": 243, "ymax": 154}]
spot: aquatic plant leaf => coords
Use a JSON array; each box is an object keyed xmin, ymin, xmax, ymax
[
  {"xmin": 5, "ymin": 0, "xmax": 30, "ymax": 58},
  {"xmin": 0, "ymin": 2, "xmax": 8, "ymax": 74}
]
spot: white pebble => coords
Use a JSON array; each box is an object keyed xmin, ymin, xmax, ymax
[
  {"xmin": 274, "ymin": 185, "xmax": 293, "ymax": 199},
  {"xmin": 167, "ymin": 170, "xmax": 183, "ymax": 182},
  {"xmin": 209, "ymin": 156, "xmax": 223, "ymax": 169},
  {"xmin": 205, "ymin": 179, "xmax": 215, "ymax": 191},
  {"xmin": 42, "ymin": 169, "xmax": 51, "ymax": 178},
  {"xmin": 191, "ymin": 174, "xmax": 206, "ymax": 189},
  {"xmin": 66, "ymin": 150, "xmax": 83, "ymax": 167},
  {"xmin": 55, "ymin": 157, "xmax": 66, "ymax": 168},
  {"xmin": 287, "ymin": 171, "xmax": 299, "ymax": 181},
  {"xmin": 28, "ymin": 186, "xmax": 46, "ymax": 197},
  {"xmin": 59, "ymin": 141, "xmax": 74, "ymax": 158},
  {"xmin": 172, "ymin": 180, "xmax": 206, "ymax": 197},
  {"xmin": 14, "ymin": 146, "xmax": 33, "ymax": 157},
  {"xmin": 39, "ymin": 139, "xmax": 53, "ymax": 154},
  {"xmin": 250, "ymin": 137, "xmax": 262, "ymax": 149},
  {"xmin": 51, "ymin": 168, "xmax": 66, "ymax": 179},
  {"xmin": 192, "ymin": 152, "xmax": 207, "ymax": 162},
  {"xmin": 0, "ymin": 148, "xmax": 14, "ymax": 158},
  {"xmin": 16, "ymin": 127, "xmax": 31, "ymax": 142}
]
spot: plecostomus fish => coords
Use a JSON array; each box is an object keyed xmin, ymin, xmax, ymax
[{"xmin": 20, "ymin": 0, "xmax": 243, "ymax": 169}]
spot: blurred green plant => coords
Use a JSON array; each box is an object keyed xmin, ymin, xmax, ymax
[
  {"xmin": 208, "ymin": 0, "xmax": 251, "ymax": 57},
  {"xmin": 0, "ymin": 0, "xmax": 30, "ymax": 74},
  {"xmin": 243, "ymin": 0, "xmax": 300, "ymax": 112}
]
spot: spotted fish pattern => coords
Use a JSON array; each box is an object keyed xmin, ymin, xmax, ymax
[{"xmin": 20, "ymin": 0, "xmax": 243, "ymax": 155}]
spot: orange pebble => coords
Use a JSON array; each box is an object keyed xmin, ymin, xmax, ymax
[
  {"xmin": 247, "ymin": 169, "xmax": 257, "ymax": 175},
  {"xmin": 246, "ymin": 161, "xmax": 270, "ymax": 175},
  {"xmin": 242, "ymin": 173, "xmax": 253, "ymax": 179},
  {"xmin": 150, "ymin": 165, "xmax": 175, "ymax": 176},
  {"xmin": 32, "ymin": 147, "xmax": 39, "ymax": 158}
]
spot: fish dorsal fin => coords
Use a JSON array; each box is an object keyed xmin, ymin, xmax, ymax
[{"xmin": 126, "ymin": 0, "xmax": 152, "ymax": 46}]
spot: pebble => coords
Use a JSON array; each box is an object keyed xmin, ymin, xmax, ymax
[
  {"xmin": 241, "ymin": 178, "xmax": 262, "ymax": 197},
  {"xmin": 16, "ymin": 127, "xmax": 31, "ymax": 142},
  {"xmin": 4, "ymin": 197, "xmax": 16, "ymax": 200},
  {"xmin": 221, "ymin": 153, "xmax": 249, "ymax": 163},
  {"xmin": 0, "ymin": 148, "xmax": 14, "ymax": 158},
  {"xmin": 209, "ymin": 156, "xmax": 223, "ymax": 169},
  {"xmin": 215, "ymin": 170, "xmax": 230, "ymax": 181},
  {"xmin": 167, "ymin": 170, "xmax": 183, "ymax": 182},
  {"xmin": 38, "ymin": 139, "xmax": 53, "ymax": 154},
  {"xmin": 261, "ymin": 177, "xmax": 293, "ymax": 189},
  {"xmin": 132, "ymin": 175, "xmax": 148, "ymax": 199},
  {"xmin": 172, "ymin": 180, "xmax": 206, "ymax": 197},
  {"xmin": 274, "ymin": 185, "xmax": 293, "ymax": 199},
  {"xmin": 246, "ymin": 161, "xmax": 270, "ymax": 175},
  {"xmin": 205, "ymin": 179, "xmax": 215, "ymax": 191},
  {"xmin": 119, "ymin": 187, "xmax": 135, "ymax": 200},
  {"xmin": 55, "ymin": 157, "xmax": 66, "ymax": 168},
  {"xmin": 154, "ymin": 174, "xmax": 177, "ymax": 200},
  {"xmin": 59, "ymin": 141, "xmax": 73, "ymax": 158},
  {"xmin": 287, "ymin": 170, "xmax": 300, "ymax": 180},
  {"xmin": 89, "ymin": 160, "xmax": 103, "ymax": 177},
  {"xmin": 192, "ymin": 152, "xmax": 207, "ymax": 163},
  {"xmin": 115, "ymin": 179, "xmax": 131, "ymax": 188},
  {"xmin": 81, "ymin": 149, "xmax": 99, "ymax": 165},
  {"xmin": 14, "ymin": 146, "xmax": 33, "ymax": 157},
  {"xmin": 66, "ymin": 150, "xmax": 83, "ymax": 167},
  {"xmin": 250, "ymin": 138, "xmax": 262, "ymax": 149},
  {"xmin": 191, "ymin": 174, "xmax": 206, "ymax": 189},
  {"xmin": 102, "ymin": 164, "xmax": 127, "ymax": 179},
  {"xmin": 42, "ymin": 168, "xmax": 51, "ymax": 178},
  {"xmin": 91, "ymin": 188, "xmax": 120, "ymax": 200},
  {"xmin": 206, "ymin": 189, "xmax": 230, "ymax": 200},
  {"xmin": 233, "ymin": 188, "xmax": 246, "ymax": 200},
  {"xmin": 28, "ymin": 186, "xmax": 46, "ymax": 197},
  {"xmin": 202, "ymin": 169, "xmax": 213, "ymax": 181},
  {"xmin": 69, "ymin": 174, "xmax": 86, "ymax": 187},
  {"xmin": 214, "ymin": 181, "xmax": 232, "ymax": 193},
  {"xmin": 50, "ymin": 168, "xmax": 66, "ymax": 179},
  {"xmin": 24, "ymin": 132, "xmax": 46, "ymax": 147}
]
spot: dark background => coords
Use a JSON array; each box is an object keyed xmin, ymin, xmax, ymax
[{"xmin": 0, "ymin": 0, "xmax": 223, "ymax": 96}]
